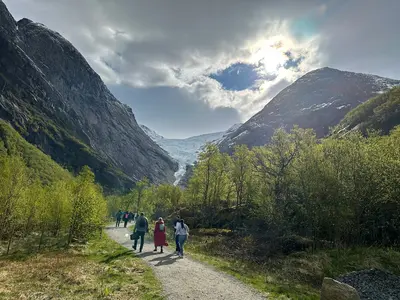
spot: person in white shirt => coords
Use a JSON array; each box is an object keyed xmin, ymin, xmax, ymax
[{"xmin": 174, "ymin": 219, "xmax": 189, "ymax": 258}]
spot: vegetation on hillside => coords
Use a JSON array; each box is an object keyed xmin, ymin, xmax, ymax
[
  {"xmin": 108, "ymin": 124, "xmax": 400, "ymax": 297},
  {"xmin": 0, "ymin": 120, "xmax": 106, "ymax": 253},
  {"xmin": 112, "ymin": 125, "xmax": 400, "ymax": 250},
  {"xmin": 334, "ymin": 86, "xmax": 400, "ymax": 135}
]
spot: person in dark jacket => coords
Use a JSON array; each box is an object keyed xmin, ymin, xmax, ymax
[
  {"xmin": 132, "ymin": 213, "xmax": 149, "ymax": 253},
  {"xmin": 115, "ymin": 210, "xmax": 122, "ymax": 227},
  {"xmin": 122, "ymin": 211, "xmax": 130, "ymax": 228}
]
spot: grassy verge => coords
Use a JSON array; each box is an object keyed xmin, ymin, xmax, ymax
[
  {"xmin": 0, "ymin": 233, "xmax": 163, "ymax": 300},
  {"xmin": 183, "ymin": 231, "xmax": 400, "ymax": 300}
]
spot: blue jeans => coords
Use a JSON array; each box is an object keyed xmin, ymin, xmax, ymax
[
  {"xmin": 175, "ymin": 235, "xmax": 180, "ymax": 252},
  {"xmin": 178, "ymin": 235, "xmax": 187, "ymax": 256}
]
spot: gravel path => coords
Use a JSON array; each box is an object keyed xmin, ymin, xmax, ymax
[
  {"xmin": 105, "ymin": 225, "xmax": 266, "ymax": 300},
  {"xmin": 337, "ymin": 269, "xmax": 400, "ymax": 300}
]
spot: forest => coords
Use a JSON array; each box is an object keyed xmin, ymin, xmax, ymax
[
  {"xmin": 109, "ymin": 125, "xmax": 400, "ymax": 253},
  {"xmin": 0, "ymin": 121, "xmax": 106, "ymax": 254}
]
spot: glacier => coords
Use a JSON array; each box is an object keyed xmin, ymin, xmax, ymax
[{"xmin": 140, "ymin": 124, "xmax": 242, "ymax": 185}]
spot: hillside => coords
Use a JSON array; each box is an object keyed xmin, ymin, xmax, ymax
[
  {"xmin": 218, "ymin": 67, "xmax": 400, "ymax": 152},
  {"xmin": 333, "ymin": 86, "xmax": 400, "ymax": 136},
  {"xmin": 140, "ymin": 124, "xmax": 242, "ymax": 184},
  {"xmin": 0, "ymin": 1, "xmax": 177, "ymax": 191},
  {"xmin": 0, "ymin": 120, "xmax": 71, "ymax": 184}
]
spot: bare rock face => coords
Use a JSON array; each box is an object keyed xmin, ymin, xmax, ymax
[
  {"xmin": 0, "ymin": 0, "xmax": 177, "ymax": 190},
  {"xmin": 321, "ymin": 278, "xmax": 360, "ymax": 300},
  {"xmin": 219, "ymin": 67, "xmax": 400, "ymax": 153}
]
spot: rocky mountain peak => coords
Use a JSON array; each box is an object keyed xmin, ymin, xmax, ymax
[
  {"xmin": 17, "ymin": 18, "xmax": 34, "ymax": 28},
  {"xmin": 0, "ymin": 0, "xmax": 17, "ymax": 38},
  {"xmin": 0, "ymin": 0, "xmax": 177, "ymax": 190},
  {"xmin": 218, "ymin": 67, "xmax": 400, "ymax": 153}
]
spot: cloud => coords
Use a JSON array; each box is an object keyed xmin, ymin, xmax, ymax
[
  {"xmin": 4, "ymin": 0, "xmax": 399, "ymax": 137},
  {"xmin": 318, "ymin": 0, "xmax": 400, "ymax": 79}
]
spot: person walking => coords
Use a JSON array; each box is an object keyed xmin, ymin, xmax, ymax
[
  {"xmin": 115, "ymin": 210, "xmax": 122, "ymax": 227},
  {"xmin": 132, "ymin": 212, "xmax": 149, "ymax": 253},
  {"xmin": 173, "ymin": 215, "xmax": 181, "ymax": 254},
  {"xmin": 122, "ymin": 211, "xmax": 129, "ymax": 228},
  {"xmin": 128, "ymin": 212, "xmax": 134, "ymax": 223},
  {"xmin": 153, "ymin": 217, "xmax": 167, "ymax": 253},
  {"xmin": 175, "ymin": 218, "xmax": 189, "ymax": 258}
]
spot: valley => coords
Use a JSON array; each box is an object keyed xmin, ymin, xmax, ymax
[{"xmin": 1, "ymin": 0, "xmax": 400, "ymax": 299}]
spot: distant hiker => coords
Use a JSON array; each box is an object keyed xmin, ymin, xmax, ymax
[
  {"xmin": 173, "ymin": 215, "xmax": 181, "ymax": 254},
  {"xmin": 132, "ymin": 212, "xmax": 149, "ymax": 253},
  {"xmin": 154, "ymin": 217, "xmax": 167, "ymax": 253},
  {"xmin": 128, "ymin": 212, "xmax": 134, "ymax": 223},
  {"xmin": 115, "ymin": 210, "xmax": 122, "ymax": 227},
  {"xmin": 175, "ymin": 218, "xmax": 189, "ymax": 258},
  {"xmin": 122, "ymin": 211, "xmax": 129, "ymax": 228}
]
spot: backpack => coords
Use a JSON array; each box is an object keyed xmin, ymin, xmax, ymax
[
  {"xmin": 138, "ymin": 217, "xmax": 146, "ymax": 227},
  {"xmin": 124, "ymin": 213, "xmax": 129, "ymax": 219}
]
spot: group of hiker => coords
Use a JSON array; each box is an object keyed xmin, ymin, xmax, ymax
[
  {"xmin": 115, "ymin": 211, "xmax": 189, "ymax": 258},
  {"xmin": 115, "ymin": 210, "xmax": 135, "ymax": 228}
]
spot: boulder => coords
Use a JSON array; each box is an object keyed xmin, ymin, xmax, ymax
[{"xmin": 320, "ymin": 277, "xmax": 360, "ymax": 300}]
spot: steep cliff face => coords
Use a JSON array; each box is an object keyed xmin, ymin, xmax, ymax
[
  {"xmin": 0, "ymin": 1, "xmax": 177, "ymax": 190},
  {"xmin": 219, "ymin": 67, "xmax": 400, "ymax": 152}
]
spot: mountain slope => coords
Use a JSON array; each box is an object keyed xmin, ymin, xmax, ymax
[
  {"xmin": 0, "ymin": 1, "xmax": 177, "ymax": 190},
  {"xmin": 218, "ymin": 67, "xmax": 400, "ymax": 152},
  {"xmin": 0, "ymin": 120, "xmax": 71, "ymax": 184},
  {"xmin": 140, "ymin": 124, "xmax": 241, "ymax": 184},
  {"xmin": 333, "ymin": 86, "xmax": 400, "ymax": 136}
]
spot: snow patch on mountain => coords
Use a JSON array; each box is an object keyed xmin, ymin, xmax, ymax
[{"xmin": 140, "ymin": 124, "xmax": 242, "ymax": 185}]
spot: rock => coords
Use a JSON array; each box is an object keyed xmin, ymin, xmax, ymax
[
  {"xmin": 321, "ymin": 277, "xmax": 360, "ymax": 300},
  {"xmin": 0, "ymin": 0, "xmax": 178, "ymax": 190},
  {"xmin": 218, "ymin": 67, "xmax": 400, "ymax": 153},
  {"xmin": 337, "ymin": 269, "xmax": 400, "ymax": 300}
]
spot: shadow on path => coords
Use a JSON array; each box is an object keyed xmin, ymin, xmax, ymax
[
  {"xmin": 101, "ymin": 249, "xmax": 133, "ymax": 263},
  {"xmin": 149, "ymin": 253, "xmax": 180, "ymax": 266}
]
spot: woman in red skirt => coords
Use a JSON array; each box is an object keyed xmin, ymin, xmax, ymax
[{"xmin": 153, "ymin": 217, "xmax": 167, "ymax": 253}]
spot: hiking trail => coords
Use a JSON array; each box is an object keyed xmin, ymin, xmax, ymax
[{"xmin": 105, "ymin": 225, "xmax": 266, "ymax": 300}]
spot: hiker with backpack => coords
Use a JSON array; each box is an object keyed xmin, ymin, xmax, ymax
[
  {"xmin": 153, "ymin": 217, "xmax": 167, "ymax": 253},
  {"xmin": 115, "ymin": 210, "xmax": 122, "ymax": 227},
  {"xmin": 174, "ymin": 218, "xmax": 189, "ymax": 258},
  {"xmin": 122, "ymin": 211, "xmax": 129, "ymax": 228},
  {"xmin": 132, "ymin": 212, "xmax": 149, "ymax": 253}
]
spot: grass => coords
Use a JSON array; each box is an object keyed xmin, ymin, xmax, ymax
[
  {"xmin": 182, "ymin": 230, "xmax": 400, "ymax": 300},
  {"xmin": 0, "ymin": 233, "xmax": 163, "ymax": 300}
]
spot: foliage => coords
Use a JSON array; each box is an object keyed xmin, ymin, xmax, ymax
[
  {"xmin": 115, "ymin": 125, "xmax": 400, "ymax": 251},
  {"xmin": 334, "ymin": 86, "xmax": 400, "ymax": 136},
  {"xmin": 107, "ymin": 177, "xmax": 183, "ymax": 220},
  {"xmin": 185, "ymin": 232, "xmax": 400, "ymax": 299},
  {"xmin": 0, "ymin": 121, "xmax": 107, "ymax": 253}
]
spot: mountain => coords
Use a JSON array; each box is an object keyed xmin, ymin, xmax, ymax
[
  {"xmin": 0, "ymin": 1, "xmax": 177, "ymax": 191},
  {"xmin": 140, "ymin": 124, "xmax": 242, "ymax": 184},
  {"xmin": 333, "ymin": 86, "xmax": 400, "ymax": 136},
  {"xmin": 218, "ymin": 67, "xmax": 400, "ymax": 153}
]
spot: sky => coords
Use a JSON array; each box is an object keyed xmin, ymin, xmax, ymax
[{"xmin": 4, "ymin": 0, "xmax": 400, "ymax": 138}]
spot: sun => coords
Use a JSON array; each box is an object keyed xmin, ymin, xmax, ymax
[{"xmin": 249, "ymin": 37, "xmax": 288, "ymax": 75}]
